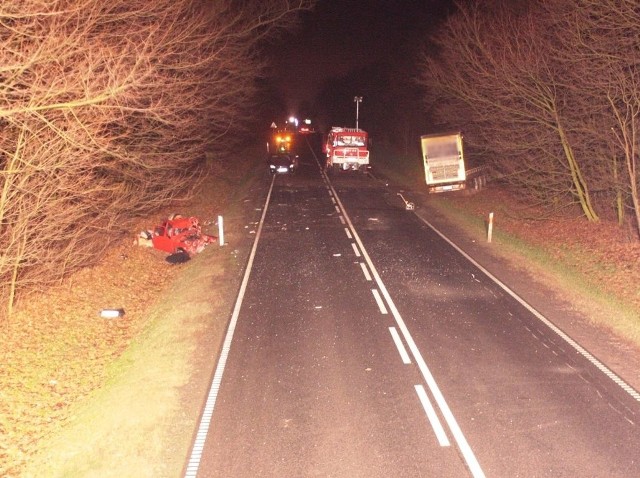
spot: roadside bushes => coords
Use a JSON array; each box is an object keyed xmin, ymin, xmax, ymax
[{"xmin": 0, "ymin": 0, "xmax": 313, "ymax": 319}]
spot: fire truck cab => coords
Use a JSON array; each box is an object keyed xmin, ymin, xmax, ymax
[
  {"xmin": 324, "ymin": 127, "xmax": 370, "ymax": 173},
  {"xmin": 270, "ymin": 129, "xmax": 294, "ymax": 154}
]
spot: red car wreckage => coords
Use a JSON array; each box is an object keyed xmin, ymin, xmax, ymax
[{"xmin": 137, "ymin": 215, "xmax": 217, "ymax": 259}]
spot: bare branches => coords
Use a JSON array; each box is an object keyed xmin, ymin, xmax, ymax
[
  {"xmin": 0, "ymin": 0, "xmax": 314, "ymax": 320},
  {"xmin": 417, "ymin": 0, "xmax": 640, "ymax": 232}
]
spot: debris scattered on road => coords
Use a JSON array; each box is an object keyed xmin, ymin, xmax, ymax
[{"xmin": 397, "ymin": 193, "xmax": 415, "ymax": 210}]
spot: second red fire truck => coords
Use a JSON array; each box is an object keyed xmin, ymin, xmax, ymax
[{"xmin": 323, "ymin": 127, "xmax": 370, "ymax": 173}]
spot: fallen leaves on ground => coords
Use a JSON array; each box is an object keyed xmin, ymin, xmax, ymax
[
  {"xmin": 0, "ymin": 234, "xmax": 176, "ymax": 476},
  {"xmin": 445, "ymin": 189, "xmax": 640, "ymax": 311}
]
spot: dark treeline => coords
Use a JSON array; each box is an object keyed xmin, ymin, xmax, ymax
[{"xmin": 417, "ymin": 0, "xmax": 640, "ymax": 238}]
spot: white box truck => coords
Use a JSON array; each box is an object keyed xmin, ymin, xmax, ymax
[{"xmin": 421, "ymin": 132, "xmax": 466, "ymax": 193}]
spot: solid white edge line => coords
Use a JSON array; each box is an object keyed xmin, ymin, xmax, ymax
[
  {"xmin": 415, "ymin": 384, "xmax": 451, "ymax": 447},
  {"xmin": 414, "ymin": 214, "xmax": 640, "ymax": 403},
  {"xmin": 371, "ymin": 289, "xmax": 388, "ymax": 314},
  {"xmin": 184, "ymin": 174, "xmax": 276, "ymax": 478},
  {"xmin": 389, "ymin": 327, "xmax": 412, "ymax": 364},
  {"xmin": 359, "ymin": 262, "xmax": 372, "ymax": 281},
  {"xmin": 326, "ymin": 180, "xmax": 486, "ymax": 478}
]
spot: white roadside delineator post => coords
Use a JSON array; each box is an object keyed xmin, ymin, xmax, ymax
[
  {"xmin": 218, "ymin": 215, "xmax": 225, "ymax": 246},
  {"xmin": 487, "ymin": 212, "xmax": 494, "ymax": 243}
]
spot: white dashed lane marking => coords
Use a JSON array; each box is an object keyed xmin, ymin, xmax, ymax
[
  {"xmin": 371, "ymin": 289, "xmax": 388, "ymax": 314},
  {"xmin": 359, "ymin": 262, "xmax": 372, "ymax": 281},
  {"xmin": 415, "ymin": 384, "xmax": 450, "ymax": 447},
  {"xmin": 389, "ymin": 327, "xmax": 412, "ymax": 364}
]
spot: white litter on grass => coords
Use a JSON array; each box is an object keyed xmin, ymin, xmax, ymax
[{"xmin": 100, "ymin": 308, "xmax": 125, "ymax": 319}]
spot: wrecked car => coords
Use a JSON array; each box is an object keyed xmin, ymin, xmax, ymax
[{"xmin": 138, "ymin": 215, "xmax": 216, "ymax": 257}]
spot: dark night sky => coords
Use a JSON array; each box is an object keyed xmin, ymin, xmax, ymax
[{"xmin": 269, "ymin": 0, "xmax": 454, "ymax": 115}]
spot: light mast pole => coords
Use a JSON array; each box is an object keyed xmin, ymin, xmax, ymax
[{"xmin": 354, "ymin": 96, "xmax": 362, "ymax": 130}]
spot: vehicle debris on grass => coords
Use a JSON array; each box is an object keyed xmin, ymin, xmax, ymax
[{"xmin": 135, "ymin": 214, "xmax": 217, "ymax": 263}]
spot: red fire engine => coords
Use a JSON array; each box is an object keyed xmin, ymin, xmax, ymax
[{"xmin": 323, "ymin": 127, "xmax": 370, "ymax": 173}]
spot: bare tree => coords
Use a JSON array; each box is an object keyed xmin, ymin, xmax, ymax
[
  {"xmin": 418, "ymin": 1, "xmax": 600, "ymax": 221},
  {"xmin": 0, "ymin": 0, "xmax": 314, "ymax": 320},
  {"xmin": 543, "ymin": 0, "xmax": 640, "ymax": 238}
]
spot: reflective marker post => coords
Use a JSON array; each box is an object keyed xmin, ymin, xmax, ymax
[{"xmin": 218, "ymin": 215, "xmax": 225, "ymax": 246}]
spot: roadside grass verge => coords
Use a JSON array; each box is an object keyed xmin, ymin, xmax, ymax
[
  {"xmin": 22, "ymin": 255, "xmax": 224, "ymax": 478},
  {"xmin": 428, "ymin": 195, "xmax": 640, "ymax": 333},
  {"xmin": 18, "ymin": 151, "xmax": 267, "ymax": 478}
]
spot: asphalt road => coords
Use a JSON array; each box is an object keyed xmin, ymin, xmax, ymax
[{"xmin": 185, "ymin": 137, "xmax": 640, "ymax": 477}]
